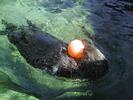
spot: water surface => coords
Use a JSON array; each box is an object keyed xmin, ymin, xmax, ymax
[{"xmin": 0, "ymin": 0, "xmax": 133, "ymax": 100}]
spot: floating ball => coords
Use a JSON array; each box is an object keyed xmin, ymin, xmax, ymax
[{"xmin": 68, "ymin": 40, "xmax": 85, "ymax": 59}]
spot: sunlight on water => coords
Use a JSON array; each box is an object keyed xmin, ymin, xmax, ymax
[{"xmin": 0, "ymin": 0, "xmax": 133, "ymax": 100}]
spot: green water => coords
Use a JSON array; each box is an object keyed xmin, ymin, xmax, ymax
[
  {"xmin": 0, "ymin": 0, "xmax": 94, "ymax": 100},
  {"xmin": 0, "ymin": 0, "xmax": 133, "ymax": 100}
]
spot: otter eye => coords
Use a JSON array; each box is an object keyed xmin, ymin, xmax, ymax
[
  {"xmin": 61, "ymin": 47, "xmax": 67, "ymax": 54},
  {"xmin": 67, "ymin": 40, "xmax": 85, "ymax": 59}
]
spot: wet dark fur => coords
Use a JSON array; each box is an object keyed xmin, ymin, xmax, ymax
[{"xmin": 4, "ymin": 21, "xmax": 109, "ymax": 80}]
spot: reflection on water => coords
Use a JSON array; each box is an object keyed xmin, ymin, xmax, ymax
[{"xmin": 86, "ymin": 0, "xmax": 133, "ymax": 99}]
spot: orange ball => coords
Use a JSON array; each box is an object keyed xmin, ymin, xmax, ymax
[{"xmin": 68, "ymin": 40, "xmax": 85, "ymax": 59}]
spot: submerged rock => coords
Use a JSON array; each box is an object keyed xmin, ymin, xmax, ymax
[{"xmin": 4, "ymin": 21, "xmax": 109, "ymax": 80}]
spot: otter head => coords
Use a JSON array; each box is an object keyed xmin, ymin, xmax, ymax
[{"xmin": 54, "ymin": 40, "xmax": 109, "ymax": 80}]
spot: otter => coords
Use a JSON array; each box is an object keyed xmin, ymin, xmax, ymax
[{"xmin": 3, "ymin": 21, "xmax": 109, "ymax": 80}]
